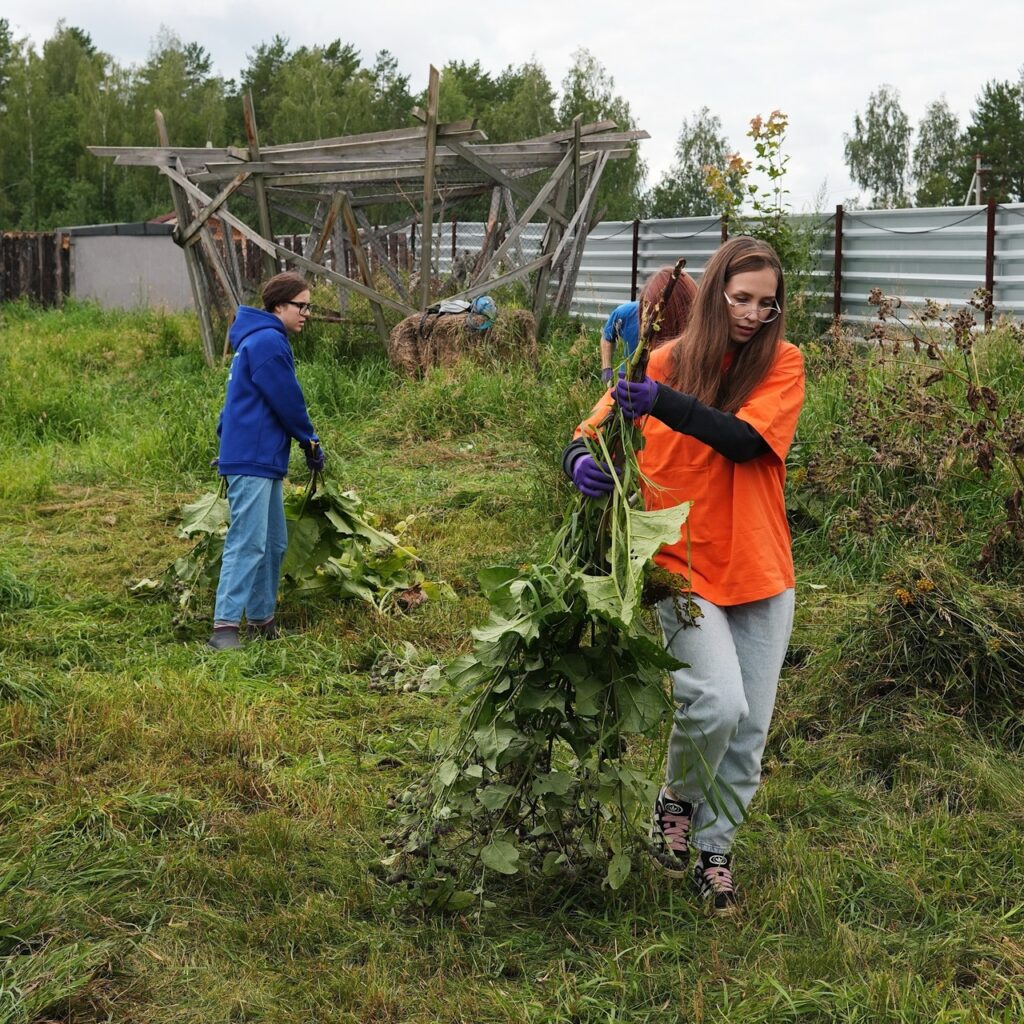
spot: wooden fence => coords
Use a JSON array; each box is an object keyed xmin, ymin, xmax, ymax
[{"xmin": 0, "ymin": 232, "xmax": 70, "ymax": 306}]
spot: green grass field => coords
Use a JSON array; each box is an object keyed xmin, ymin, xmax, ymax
[{"xmin": 0, "ymin": 299, "xmax": 1022, "ymax": 1023}]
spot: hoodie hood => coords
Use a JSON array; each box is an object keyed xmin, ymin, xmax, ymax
[{"xmin": 227, "ymin": 305, "xmax": 286, "ymax": 353}]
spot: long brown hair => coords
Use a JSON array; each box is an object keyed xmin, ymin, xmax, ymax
[
  {"xmin": 664, "ymin": 237, "xmax": 785, "ymax": 413},
  {"xmin": 639, "ymin": 265, "xmax": 698, "ymax": 350}
]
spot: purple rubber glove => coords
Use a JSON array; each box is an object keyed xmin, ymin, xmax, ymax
[
  {"xmin": 613, "ymin": 372, "xmax": 659, "ymax": 419},
  {"xmin": 601, "ymin": 366, "xmax": 614, "ymax": 385},
  {"xmin": 304, "ymin": 437, "xmax": 326, "ymax": 472},
  {"xmin": 571, "ymin": 452, "xmax": 620, "ymax": 498}
]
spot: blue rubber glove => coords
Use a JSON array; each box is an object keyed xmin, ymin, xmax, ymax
[
  {"xmin": 571, "ymin": 452, "xmax": 620, "ymax": 498},
  {"xmin": 304, "ymin": 438, "xmax": 326, "ymax": 473},
  {"xmin": 613, "ymin": 372, "xmax": 659, "ymax": 419},
  {"xmin": 601, "ymin": 367, "xmax": 614, "ymax": 385}
]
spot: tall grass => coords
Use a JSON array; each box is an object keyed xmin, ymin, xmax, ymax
[{"xmin": 0, "ymin": 300, "xmax": 1021, "ymax": 1022}]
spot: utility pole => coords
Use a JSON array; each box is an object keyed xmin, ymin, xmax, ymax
[{"xmin": 964, "ymin": 153, "xmax": 990, "ymax": 206}]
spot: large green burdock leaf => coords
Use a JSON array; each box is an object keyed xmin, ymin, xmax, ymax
[
  {"xmin": 280, "ymin": 515, "xmax": 322, "ymax": 579},
  {"xmin": 480, "ymin": 840, "xmax": 520, "ymax": 875},
  {"xmin": 626, "ymin": 503, "xmax": 691, "ymax": 563},
  {"xmin": 177, "ymin": 492, "xmax": 228, "ymax": 538}
]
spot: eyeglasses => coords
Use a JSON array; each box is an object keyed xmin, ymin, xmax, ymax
[
  {"xmin": 723, "ymin": 292, "xmax": 781, "ymax": 324},
  {"xmin": 284, "ymin": 301, "xmax": 311, "ymax": 314}
]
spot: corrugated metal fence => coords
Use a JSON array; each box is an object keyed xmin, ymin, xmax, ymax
[{"xmin": 435, "ymin": 203, "xmax": 1024, "ymax": 327}]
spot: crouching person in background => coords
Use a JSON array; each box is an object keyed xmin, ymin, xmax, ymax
[{"xmin": 208, "ymin": 271, "xmax": 325, "ymax": 651}]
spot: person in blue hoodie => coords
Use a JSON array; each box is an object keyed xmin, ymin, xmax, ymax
[{"xmin": 208, "ymin": 271, "xmax": 325, "ymax": 651}]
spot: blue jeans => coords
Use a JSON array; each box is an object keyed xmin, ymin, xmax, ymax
[
  {"xmin": 213, "ymin": 475, "xmax": 288, "ymax": 625},
  {"xmin": 657, "ymin": 590, "xmax": 795, "ymax": 854}
]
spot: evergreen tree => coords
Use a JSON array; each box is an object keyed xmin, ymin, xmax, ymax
[{"xmin": 960, "ymin": 77, "xmax": 1024, "ymax": 203}]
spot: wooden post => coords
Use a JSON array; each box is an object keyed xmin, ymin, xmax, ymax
[
  {"xmin": 554, "ymin": 153, "xmax": 608, "ymax": 315},
  {"xmin": 340, "ymin": 192, "xmax": 389, "ymax": 343},
  {"xmin": 721, "ymin": 217, "xmax": 728, "ymax": 244},
  {"xmin": 572, "ymin": 115, "xmax": 582, "ymax": 213},
  {"xmin": 220, "ymin": 204, "xmax": 244, "ymax": 301},
  {"xmin": 420, "ymin": 65, "xmax": 440, "ymax": 309},
  {"xmin": 451, "ymin": 218, "xmax": 457, "ymax": 264},
  {"xmin": 833, "ymin": 203, "xmax": 844, "ymax": 322},
  {"xmin": 243, "ymin": 90, "xmax": 277, "ymax": 278},
  {"xmin": 155, "ymin": 109, "xmax": 218, "ymax": 366},
  {"xmin": 532, "ymin": 169, "xmax": 572, "ymax": 322},
  {"xmin": 985, "ymin": 198, "xmax": 996, "ymax": 329},
  {"xmin": 630, "ymin": 218, "xmax": 640, "ymax": 300}
]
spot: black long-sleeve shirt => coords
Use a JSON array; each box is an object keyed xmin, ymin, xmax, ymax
[{"xmin": 562, "ymin": 382, "xmax": 769, "ymax": 478}]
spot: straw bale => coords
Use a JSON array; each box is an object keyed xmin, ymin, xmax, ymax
[{"xmin": 387, "ymin": 308, "xmax": 538, "ymax": 377}]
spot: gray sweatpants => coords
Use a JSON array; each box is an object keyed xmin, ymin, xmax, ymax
[{"xmin": 657, "ymin": 589, "xmax": 795, "ymax": 854}]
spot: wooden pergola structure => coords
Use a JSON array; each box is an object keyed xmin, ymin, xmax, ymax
[{"xmin": 89, "ymin": 66, "xmax": 647, "ymax": 365}]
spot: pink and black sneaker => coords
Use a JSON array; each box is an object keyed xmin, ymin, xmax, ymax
[
  {"xmin": 693, "ymin": 850, "xmax": 737, "ymax": 914},
  {"xmin": 649, "ymin": 786, "xmax": 692, "ymax": 877}
]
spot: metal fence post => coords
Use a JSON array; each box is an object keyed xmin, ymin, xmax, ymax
[
  {"xmin": 630, "ymin": 218, "xmax": 640, "ymax": 300},
  {"xmin": 833, "ymin": 204, "xmax": 844, "ymax": 321},
  {"xmin": 985, "ymin": 199, "xmax": 996, "ymax": 329}
]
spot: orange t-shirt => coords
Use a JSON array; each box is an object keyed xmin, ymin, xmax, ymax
[{"xmin": 575, "ymin": 341, "xmax": 805, "ymax": 606}]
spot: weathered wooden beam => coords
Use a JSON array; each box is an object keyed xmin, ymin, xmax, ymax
[
  {"xmin": 260, "ymin": 119, "xmax": 483, "ymax": 153},
  {"xmin": 518, "ymin": 120, "xmax": 619, "ymax": 145},
  {"xmin": 501, "ymin": 188, "xmax": 525, "ymax": 267},
  {"xmin": 220, "ymin": 198, "xmax": 244, "ymax": 302},
  {"xmin": 471, "ymin": 148, "xmax": 575, "ymax": 284},
  {"xmin": 155, "ymin": 110, "xmax": 218, "ymax": 366},
  {"xmin": 555, "ymin": 155, "xmax": 609, "ymax": 314},
  {"xmin": 177, "ymin": 171, "xmax": 251, "ymax": 247},
  {"xmin": 572, "ymin": 115, "xmax": 582, "ymax": 213},
  {"xmin": 447, "ymin": 254, "xmax": 553, "ymax": 304},
  {"xmin": 421, "ymin": 65, "xmax": 440, "ymax": 311},
  {"xmin": 243, "ymin": 90, "xmax": 277, "ymax": 278},
  {"xmin": 444, "ymin": 138, "xmax": 569, "ymax": 228},
  {"xmin": 191, "ymin": 149, "xmax": 607, "ymax": 187},
  {"xmin": 309, "ymin": 193, "xmax": 344, "ymax": 264},
  {"xmin": 550, "ymin": 151, "xmax": 609, "ymax": 271},
  {"xmin": 469, "ymin": 188, "xmax": 504, "ymax": 285},
  {"xmin": 339, "ymin": 193, "xmax": 389, "ymax": 343},
  {"xmin": 160, "ymin": 165, "xmax": 417, "ymax": 317},
  {"xmin": 532, "ymin": 170, "xmax": 572, "ymax": 322},
  {"xmin": 352, "ymin": 206, "xmax": 410, "ymax": 303},
  {"xmin": 302, "ymin": 199, "xmax": 330, "ymax": 260}
]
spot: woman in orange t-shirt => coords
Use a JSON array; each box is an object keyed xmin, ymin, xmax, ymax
[{"xmin": 563, "ymin": 237, "xmax": 805, "ymax": 913}]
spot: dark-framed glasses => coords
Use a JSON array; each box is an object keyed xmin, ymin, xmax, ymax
[
  {"xmin": 284, "ymin": 300, "xmax": 312, "ymax": 314},
  {"xmin": 723, "ymin": 292, "xmax": 780, "ymax": 324}
]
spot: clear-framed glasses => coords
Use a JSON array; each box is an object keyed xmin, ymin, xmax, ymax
[
  {"xmin": 284, "ymin": 300, "xmax": 312, "ymax": 314},
  {"xmin": 723, "ymin": 292, "xmax": 781, "ymax": 324}
]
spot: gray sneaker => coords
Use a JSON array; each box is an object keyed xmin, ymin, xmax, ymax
[{"xmin": 207, "ymin": 626, "xmax": 242, "ymax": 650}]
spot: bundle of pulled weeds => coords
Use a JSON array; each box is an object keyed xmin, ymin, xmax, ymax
[
  {"xmin": 130, "ymin": 474, "xmax": 447, "ymax": 622},
  {"xmin": 383, "ymin": 268, "xmax": 706, "ymax": 911}
]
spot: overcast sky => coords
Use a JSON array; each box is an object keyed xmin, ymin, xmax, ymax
[{"xmin": 6, "ymin": 0, "xmax": 1023, "ymax": 212}]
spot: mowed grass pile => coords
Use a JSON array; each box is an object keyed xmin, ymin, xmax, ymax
[{"xmin": 0, "ymin": 298, "xmax": 1022, "ymax": 1023}]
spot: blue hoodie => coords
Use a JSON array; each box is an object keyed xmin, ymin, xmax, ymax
[
  {"xmin": 601, "ymin": 301, "xmax": 640, "ymax": 358},
  {"xmin": 217, "ymin": 306, "xmax": 317, "ymax": 479}
]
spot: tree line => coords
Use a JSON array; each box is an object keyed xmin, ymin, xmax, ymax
[
  {"xmin": 648, "ymin": 77, "xmax": 1024, "ymax": 218},
  {"xmin": 0, "ymin": 21, "xmax": 645, "ymax": 231},
  {"xmin": 2, "ymin": 20, "xmax": 1022, "ymax": 232}
]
